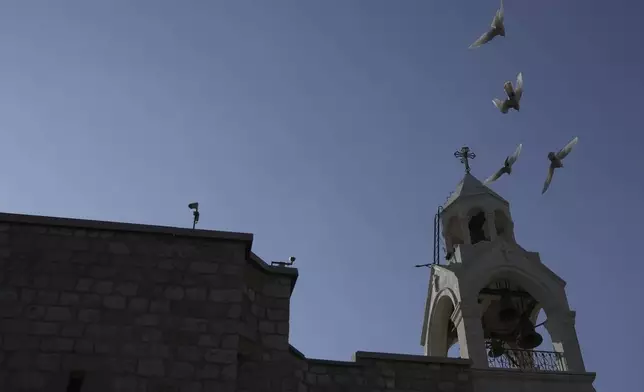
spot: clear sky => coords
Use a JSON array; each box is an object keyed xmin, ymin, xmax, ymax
[{"xmin": 0, "ymin": 1, "xmax": 641, "ymax": 390}]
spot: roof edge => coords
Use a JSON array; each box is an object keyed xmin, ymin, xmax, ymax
[
  {"xmin": 249, "ymin": 251, "xmax": 299, "ymax": 294},
  {"xmin": 0, "ymin": 212, "xmax": 253, "ymax": 243}
]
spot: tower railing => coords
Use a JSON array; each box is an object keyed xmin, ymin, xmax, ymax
[{"xmin": 487, "ymin": 348, "xmax": 567, "ymax": 372}]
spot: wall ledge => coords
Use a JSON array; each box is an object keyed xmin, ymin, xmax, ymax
[
  {"xmin": 472, "ymin": 367, "xmax": 596, "ymax": 382},
  {"xmin": 289, "ymin": 345, "xmax": 472, "ymax": 367}
]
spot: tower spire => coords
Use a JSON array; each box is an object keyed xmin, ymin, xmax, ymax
[{"xmin": 454, "ymin": 146, "xmax": 476, "ymax": 174}]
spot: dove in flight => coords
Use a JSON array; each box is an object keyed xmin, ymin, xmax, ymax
[
  {"xmin": 469, "ymin": 0, "xmax": 505, "ymax": 49},
  {"xmin": 483, "ymin": 144, "xmax": 523, "ymax": 185},
  {"xmin": 542, "ymin": 137, "xmax": 579, "ymax": 195},
  {"xmin": 493, "ymin": 72, "xmax": 523, "ymax": 114}
]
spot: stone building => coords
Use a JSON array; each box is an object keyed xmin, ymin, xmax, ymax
[{"xmin": 0, "ymin": 173, "xmax": 596, "ymax": 391}]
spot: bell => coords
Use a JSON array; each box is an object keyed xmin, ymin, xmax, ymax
[
  {"xmin": 497, "ymin": 294, "xmax": 519, "ymax": 322},
  {"xmin": 516, "ymin": 316, "xmax": 543, "ymax": 350},
  {"xmin": 487, "ymin": 340, "xmax": 505, "ymax": 358}
]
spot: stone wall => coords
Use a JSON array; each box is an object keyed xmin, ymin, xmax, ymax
[{"xmin": 0, "ymin": 213, "xmax": 474, "ymax": 392}]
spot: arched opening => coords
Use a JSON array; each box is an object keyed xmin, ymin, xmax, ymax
[
  {"xmin": 448, "ymin": 342, "xmax": 461, "ymax": 358},
  {"xmin": 428, "ymin": 293, "xmax": 458, "ymax": 357},
  {"xmin": 444, "ymin": 216, "xmax": 464, "ymax": 260},
  {"xmin": 494, "ymin": 210, "xmax": 513, "ymax": 241},
  {"xmin": 478, "ymin": 279, "xmax": 563, "ymax": 371},
  {"xmin": 467, "ymin": 208, "xmax": 489, "ymax": 244}
]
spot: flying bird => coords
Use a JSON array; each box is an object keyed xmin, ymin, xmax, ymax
[
  {"xmin": 483, "ymin": 144, "xmax": 523, "ymax": 185},
  {"xmin": 469, "ymin": 0, "xmax": 505, "ymax": 49},
  {"xmin": 542, "ymin": 137, "xmax": 579, "ymax": 195},
  {"xmin": 493, "ymin": 72, "xmax": 523, "ymax": 114}
]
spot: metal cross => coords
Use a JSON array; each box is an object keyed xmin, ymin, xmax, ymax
[{"xmin": 454, "ymin": 146, "xmax": 476, "ymax": 174}]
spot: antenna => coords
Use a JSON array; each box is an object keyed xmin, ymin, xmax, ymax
[
  {"xmin": 188, "ymin": 202, "xmax": 200, "ymax": 229},
  {"xmin": 271, "ymin": 256, "xmax": 296, "ymax": 267}
]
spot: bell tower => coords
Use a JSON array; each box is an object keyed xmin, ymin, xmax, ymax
[{"xmin": 420, "ymin": 147, "xmax": 595, "ymax": 389}]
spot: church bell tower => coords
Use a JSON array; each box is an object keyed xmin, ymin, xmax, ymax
[{"xmin": 420, "ymin": 147, "xmax": 596, "ymax": 390}]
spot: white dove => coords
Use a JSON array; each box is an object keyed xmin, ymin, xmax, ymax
[
  {"xmin": 483, "ymin": 143, "xmax": 523, "ymax": 185},
  {"xmin": 542, "ymin": 137, "xmax": 579, "ymax": 195},
  {"xmin": 493, "ymin": 72, "xmax": 523, "ymax": 114},
  {"xmin": 469, "ymin": 0, "xmax": 505, "ymax": 49}
]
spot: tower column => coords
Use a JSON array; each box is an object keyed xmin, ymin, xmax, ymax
[
  {"xmin": 451, "ymin": 299, "xmax": 488, "ymax": 368},
  {"xmin": 485, "ymin": 211, "xmax": 497, "ymax": 241},
  {"xmin": 545, "ymin": 310, "xmax": 586, "ymax": 372},
  {"xmin": 458, "ymin": 212, "xmax": 471, "ymax": 245}
]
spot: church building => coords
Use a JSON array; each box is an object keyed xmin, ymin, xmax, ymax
[{"xmin": 0, "ymin": 161, "xmax": 596, "ymax": 391}]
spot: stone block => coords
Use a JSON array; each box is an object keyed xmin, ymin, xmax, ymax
[
  {"xmin": 263, "ymin": 283, "xmax": 291, "ymax": 299},
  {"xmin": 0, "ymin": 288, "xmax": 18, "ymax": 301},
  {"xmin": 25, "ymin": 305, "xmax": 46, "ymax": 320},
  {"xmin": 204, "ymin": 349, "xmax": 236, "ymax": 364},
  {"xmin": 165, "ymin": 286, "xmax": 185, "ymax": 300},
  {"xmin": 198, "ymin": 335, "xmax": 220, "ymax": 347},
  {"xmin": 45, "ymin": 306, "xmax": 73, "ymax": 321},
  {"xmin": 113, "ymin": 376, "xmax": 139, "ymax": 392},
  {"xmin": 61, "ymin": 323, "xmax": 85, "ymax": 337},
  {"xmin": 90, "ymin": 266, "xmax": 117, "ymax": 279},
  {"xmin": 138, "ymin": 358, "xmax": 165, "ymax": 377},
  {"xmin": 267, "ymin": 309, "xmax": 288, "ymax": 321},
  {"xmin": 116, "ymin": 282, "xmax": 139, "ymax": 296},
  {"xmin": 10, "ymin": 371, "xmax": 46, "ymax": 389},
  {"xmin": 80, "ymin": 294, "xmax": 101, "ymax": 307},
  {"xmin": 209, "ymin": 289, "xmax": 242, "ymax": 303},
  {"xmin": 141, "ymin": 328, "xmax": 163, "ymax": 342},
  {"xmin": 186, "ymin": 287, "xmax": 207, "ymax": 301},
  {"xmin": 20, "ymin": 288, "xmax": 36, "ymax": 302},
  {"xmin": 135, "ymin": 314, "xmax": 159, "ymax": 326},
  {"xmin": 181, "ymin": 318, "xmax": 208, "ymax": 332},
  {"xmin": 277, "ymin": 322, "xmax": 289, "ymax": 335},
  {"xmin": 109, "ymin": 242, "xmax": 130, "ymax": 255},
  {"xmin": 171, "ymin": 362, "xmax": 196, "ymax": 379},
  {"xmin": 181, "ymin": 381, "xmax": 203, "ymax": 392},
  {"xmin": 259, "ymin": 321, "xmax": 275, "ymax": 333},
  {"xmin": 36, "ymin": 290, "xmax": 59, "ymax": 305},
  {"xmin": 129, "ymin": 297, "xmax": 149, "ymax": 312},
  {"xmin": 221, "ymin": 364, "xmax": 237, "ymax": 380},
  {"xmin": 74, "ymin": 340, "xmax": 94, "ymax": 354},
  {"xmin": 3, "ymin": 335, "xmax": 40, "ymax": 351},
  {"xmin": 262, "ymin": 334, "xmax": 288, "ymax": 351},
  {"xmin": 221, "ymin": 335, "xmax": 239, "ymax": 349},
  {"xmin": 41, "ymin": 337, "xmax": 74, "ymax": 352},
  {"xmin": 227, "ymin": 304, "xmax": 242, "ymax": 319},
  {"xmin": 94, "ymin": 281, "xmax": 113, "ymax": 295},
  {"xmin": 36, "ymin": 353, "xmax": 60, "ymax": 371},
  {"xmin": 78, "ymin": 309, "xmax": 101, "ymax": 323},
  {"xmin": 30, "ymin": 321, "xmax": 60, "ymax": 336},
  {"xmin": 178, "ymin": 346, "xmax": 202, "ymax": 362},
  {"xmin": 199, "ymin": 364, "xmax": 220, "ymax": 379},
  {"xmin": 76, "ymin": 278, "xmax": 93, "ymax": 291},
  {"xmin": 151, "ymin": 299, "xmax": 171, "ymax": 313},
  {"xmin": 8, "ymin": 351, "xmax": 33, "ymax": 369},
  {"xmin": 104, "ymin": 295, "xmax": 127, "ymax": 309},
  {"xmin": 60, "ymin": 292, "xmax": 80, "ymax": 305},
  {"xmin": 190, "ymin": 262, "xmax": 219, "ymax": 274}
]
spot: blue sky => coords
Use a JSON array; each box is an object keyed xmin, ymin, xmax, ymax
[{"xmin": 0, "ymin": 1, "xmax": 641, "ymax": 390}]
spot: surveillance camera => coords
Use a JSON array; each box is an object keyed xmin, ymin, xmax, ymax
[
  {"xmin": 188, "ymin": 202, "xmax": 199, "ymax": 210},
  {"xmin": 288, "ymin": 256, "xmax": 296, "ymax": 263}
]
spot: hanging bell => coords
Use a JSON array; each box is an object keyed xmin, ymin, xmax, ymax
[
  {"xmin": 515, "ymin": 316, "xmax": 543, "ymax": 350},
  {"xmin": 487, "ymin": 340, "xmax": 505, "ymax": 358},
  {"xmin": 497, "ymin": 293, "xmax": 519, "ymax": 323}
]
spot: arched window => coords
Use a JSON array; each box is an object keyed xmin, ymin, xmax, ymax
[{"xmin": 467, "ymin": 208, "xmax": 490, "ymax": 244}]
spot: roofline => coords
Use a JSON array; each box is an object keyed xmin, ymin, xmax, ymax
[
  {"xmin": 0, "ymin": 212, "xmax": 299, "ymax": 293},
  {"xmin": 0, "ymin": 212, "xmax": 253, "ymax": 242}
]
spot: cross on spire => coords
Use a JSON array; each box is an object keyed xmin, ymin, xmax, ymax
[{"xmin": 454, "ymin": 146, "xmax": 476, "ymax": 174}]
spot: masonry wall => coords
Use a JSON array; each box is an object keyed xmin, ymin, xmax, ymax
[{"xmin": 0, "ymin": 214, "xmax": 474, "ymax": 392}]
